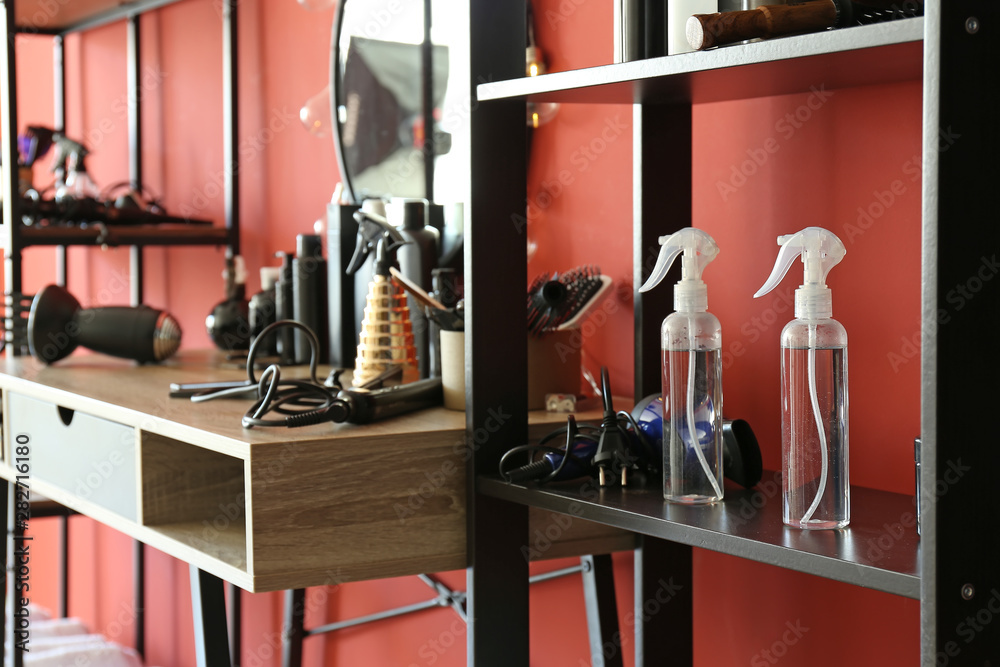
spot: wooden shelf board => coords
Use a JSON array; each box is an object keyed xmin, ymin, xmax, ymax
[{"xmin": 478, "ymin": 18, "xmax": 923, "ymax": 105}]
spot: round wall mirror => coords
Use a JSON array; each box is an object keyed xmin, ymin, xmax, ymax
[{"xmin": 332, "ymin": 0, "xmax": 465, "ymax": 205}]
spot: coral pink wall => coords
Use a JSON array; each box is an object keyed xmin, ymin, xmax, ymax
[{"xmin": 14, "ymin": 0, "xmax": 919, "ymax": 665}]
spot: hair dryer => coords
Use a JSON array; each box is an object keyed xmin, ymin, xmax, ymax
[{"xmin": 28, "ymin": 284, "xmax": 182, "ymax": 364}]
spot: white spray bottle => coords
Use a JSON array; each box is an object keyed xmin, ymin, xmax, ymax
[
  {"xmin": 640, "ymin": 228, "xmax": 724, "ymax": 504},
  {"xmin": 755, "ymin": 227, "xmax": 849, "ymax": 529}
]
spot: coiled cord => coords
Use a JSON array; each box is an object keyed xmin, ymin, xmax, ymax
[{"xmin": 193, "ymin": 320, "xmax": 342, "ymax": 428}]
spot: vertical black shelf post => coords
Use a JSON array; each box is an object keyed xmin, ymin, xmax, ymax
[
  {"xmin": 2, "ymin": 0, "xmax": 24, "ymax": 354},
  {"xmin": 54, "ymin": 33, "xmax": 68, "ymax": 287},
  {"xmin": 467, "ymin": 1, "xmax": 528, "ymax": 665},
  {"xmin": 127, "ymin": 14, "xmax": 144, "ymax": 305},
  {"xmin": 633, "ymin": 103, "xmax": 694, "ymax": 665},
  {"xmin": 922, "ymin": 0, "xmax": 1000, "ymax": 662},
  {"xmin": 223, "ymin": 0, "xmax": 240, "ymax": 260}
]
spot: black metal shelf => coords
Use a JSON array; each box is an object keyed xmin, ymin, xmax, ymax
[
  {"xmin": 3, "ymin": 0, "xmax": 240, "ymax": 317},
  {"xmin": 477, "ymin": 18, "xmax": 922, "ymax": 106},
  {"xmin": 14, "ymin": 0, "xmax": 188, "ymax": 35},
  {"xmin": 13, "ymin": 223, "xmax": 231, "ymax": 247},
  {"xmin": 479, "ymin": 474, "xmax": 920, "ymax": 599}
]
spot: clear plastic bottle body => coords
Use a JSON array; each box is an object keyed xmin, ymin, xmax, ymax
[
  {"xmin": 661, "ymin": 311, "xmax": 723, "ymax": 504},
  {"xmin": 780, "ymin": 318, "xmax": 849, "ymax": 529}
]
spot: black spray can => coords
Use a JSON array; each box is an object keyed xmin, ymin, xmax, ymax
[
  {"xmin": 392, "ymin": 199, "xmax": 439, "ymax": 378},
  {"xmin": 293, "ymin": 234, "xmax": 328, "ymax": 364}
]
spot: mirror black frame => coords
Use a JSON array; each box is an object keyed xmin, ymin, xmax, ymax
[{"xmin": 330, "ymin": 0, "xmax": 437, "ymax": 206}]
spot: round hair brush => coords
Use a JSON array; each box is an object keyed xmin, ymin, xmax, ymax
[{"xmin": 526, "ymin": 265, "xmax": 611, "ymax": 337}]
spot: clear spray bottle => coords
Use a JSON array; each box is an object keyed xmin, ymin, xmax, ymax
[
  {"xmin": 754, "ymin": 227, "xmax": 849, "ymax": 529},
  {"xmin": 639, "ymin": 228, "xmax": 724, "ymax": 504}
]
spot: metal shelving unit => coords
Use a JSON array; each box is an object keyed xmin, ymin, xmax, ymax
[
  {"xmin": 467, "ymin": 3, "xmax": 999, "ymax": 664},
  {"xmin": 1, "ymin": 0, "xmax": 239, "ymax": 351}
]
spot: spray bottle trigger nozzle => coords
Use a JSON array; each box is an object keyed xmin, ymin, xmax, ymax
[
  {"xmin": 639, "ymin": 243, "xmax": 684, "ymax": 293},
  {"xmin": 638, "ymin": 227, "xmax": 719, "ymax": 294}
]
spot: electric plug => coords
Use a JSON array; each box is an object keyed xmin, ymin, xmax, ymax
[
  {"xmin": 591, "ymin": 418, "xmax": 638, "ymax": 486},
  {"xmin": 590, "ymin": 367, "xmax": 639, "ymax": 486}
]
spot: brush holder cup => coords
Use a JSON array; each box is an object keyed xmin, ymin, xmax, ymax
[
  {"xmin": 440, "ymin": 329, "xmax": 581, "ymax": 412},
  {"xmin": 527, "ymin": 329, "xmax": 581, "ymax": 410}
]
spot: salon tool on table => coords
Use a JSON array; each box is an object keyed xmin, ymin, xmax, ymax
[
  {"xmin": 348, "ymin": 208, "xmax": 418, "ymax": 387},
  {"xmin": 389, "ymin": 267, "xmax": 464, "ymax": 332},
  {"xmin": 526, "ymin": 265, "xmax": 611, "ymax": 337},
  {"xmin": 248, "ymin": 267, "xmax": 280, "ymax": 356},
  {"xmin": 631, "ymin": 394, "xmax": 763, "ymax": 489},
  {"xmin": 15, "ymin": 132, "xmax": 211, "ymax": 227},
  {"xmin": 755, "ymin": 226, "xmax": 849, "ymax": 530},
  {"xmin": 206, "ymin": 254, "xmax": 252, "ymax": 352},
  {"xmin": 293, "ymin": 233, "xmax": 328, "ymax": 364},
  {"xmin": 639, "ymin": 227, "xmax": 725, "ymax": 504},
  {"xmin": 18, "ymin": 125, "xmax": 55, "ymax": 170},
  {"xmin": 687, "ymin": 0, "xmax": 923, "ymax": 51},
  {"xmin": 392, "ymin": 199, "xmax": 440, "ymax": 378},
  {"xmin": 27, "ymin": 284, "xmax": 181, "ymax": 364},
  {"xmin": 186, "ymin": 320, "xmax": 440, "ymax": 428},
  {"xmin": 500, "ymin": 390, "xmax": 763, "ymax": 489},
  {"xmin": 500, "ymin": 367, "xmax": 655, "ymax": 486}
]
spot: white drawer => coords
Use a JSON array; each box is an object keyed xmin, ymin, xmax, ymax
[{"xmin": 7, "ymin": 392, "xmax": 137, "ymax": 521}]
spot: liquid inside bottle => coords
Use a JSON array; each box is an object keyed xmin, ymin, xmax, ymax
[
  {"xmin": 663, "ymin": 347, "xmax": 723, "ymax": 504},
  {"xmin": 781, "ymin": 343, "xmax": 849, "ymax": 529}
]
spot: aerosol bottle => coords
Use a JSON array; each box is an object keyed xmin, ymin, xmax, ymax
[
  {"xmin": 639, "ymin": 228, "xmax": 724, "ymax": 504},
  {"xmin": 755, "ymin": 227, "xmax": 849, "ymax": 529}
]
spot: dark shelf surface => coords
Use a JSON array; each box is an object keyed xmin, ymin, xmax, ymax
[
  {"xmin": 14, "ymin": 0, "xmax": 187, "ymax": 34},
  {"xmin": 479, "ymin": 473, "xmax": 920, "ymax": 599},
  {"xmin": 478, "ymin": 18, "xmax": 922, "ymax": 106},
  {"xmin": 9, "ymin": 223, "xmax": 231, "ymax": 248}
]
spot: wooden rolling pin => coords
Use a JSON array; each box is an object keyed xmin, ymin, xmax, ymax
[{"xmin": 687, "ymin": 0, "xmax": 919, "ymax": 50}]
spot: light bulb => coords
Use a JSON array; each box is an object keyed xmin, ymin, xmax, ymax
[
  {"xmin": 300, "ymin": 85, "xmax": 332, "ymax": 137},
  {"xmin": 526, "ymin": 101, "xmax": 560, "ymax": 128},
  {"xmin": 526, "ymin": 46, "xmax": 546, "ymax": 77},
  {"xmin": 296, "ymin": 0, "xmax": 335, "ymax": 10}
]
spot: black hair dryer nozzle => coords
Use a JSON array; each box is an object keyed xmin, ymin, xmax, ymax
[{"xmin": 27, "ymin": 284, "xmax": 182, "ymax": 364}]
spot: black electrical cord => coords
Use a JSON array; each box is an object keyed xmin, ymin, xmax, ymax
[
  {"xmin": 193, "ymin": 319, "xmax": 343, "ymax": 428},
  {"xmin": 498, "ymin": 416, "xmax": 600, "ymax": 484}
]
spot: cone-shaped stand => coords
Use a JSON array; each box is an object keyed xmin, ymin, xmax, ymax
[{"xmin": 353, "ymin": 275, "xmax": 419, "ymax": 387}]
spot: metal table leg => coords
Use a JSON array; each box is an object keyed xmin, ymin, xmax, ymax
[
  {"xmin": 635, "ymin": 537, "xmax": 692, "ymax": 666},
  {"xmin": 282, "ymin": 588, "xmax": 306, "ymax": 667},
  {"xmin": 582, "ymin": 554, "xmax": 623, "ymax": 667},
  {"xmin": 134, "ymin": 540, "xmax": 144, "ymax": 657},
  {"xmin": 229, "ymin": 583, "xmax": 242, "ymax": 667},
  {"xmin": 59, "ymin": 515, "xmax": 69, "ymax": 618},
  {"xmin": 190, "ymin": 565, "xmax": 232, "ymax": 667}
]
